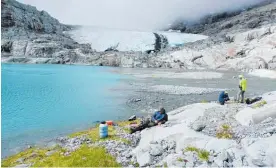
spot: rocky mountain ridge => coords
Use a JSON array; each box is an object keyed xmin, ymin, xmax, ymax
[
  {"xmin": 1, "ymin": 0, "xmax": 95, "ymax": 64},
  {"xmin": 1, "ymin": 0, "xmax": 276, "ymax": 72},
  {"xmin": 167, "ymin": 0, "xmax": 276, "ymax": 36},
  {"xmin": 1, "ymin": 0, "xmax": 69, "ymax": 34}
]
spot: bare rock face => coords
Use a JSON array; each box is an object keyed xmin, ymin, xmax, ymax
[
  {"xmin": 166, "ymin": 1, "xmax": 276, "ymax": 36},
  {"xmin": 1, "ymin": 0, "xmax": 98, "ymax": 64},
  {"xmin": 1, "ymin": 0, "xmax": 69, "ymax": 33}
]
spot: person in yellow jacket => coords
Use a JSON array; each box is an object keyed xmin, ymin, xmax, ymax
[{"xmin": 238, "ymin": 75, "xmax": 247, "ymax": 103}]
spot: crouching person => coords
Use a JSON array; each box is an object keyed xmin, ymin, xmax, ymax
[
  {"xmin": 130, "ymin": 107, "xmax": 168, "ymax": 134},
  {"xmin": 218, "ymin": 91, "xmax": 230, "ymax": 105}
]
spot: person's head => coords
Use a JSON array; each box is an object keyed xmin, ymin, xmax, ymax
[
  {"xmin": 224, "ymin": 91, "xmax": 228, "ymax": 95},
  {"xmin": 238, "ymin": 75, "xmax": 243, "ymax": 80},
  {"xmin": 160, "ymin": 107, "xmax": 166, "ymax": 114}
]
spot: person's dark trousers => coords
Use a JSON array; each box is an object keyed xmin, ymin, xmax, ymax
[
  {"xmin": 219, "ymin": 101, "xmax": 225, "ymax": 105},
  {"xmin": 130, "ymin": 120, "xmax": 157, "ymax": 134},
  {"xmin": 240, "ymin": 91, "xmax": 245, "ymax": 103}
]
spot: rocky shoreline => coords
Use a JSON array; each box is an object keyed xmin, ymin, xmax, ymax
[
  {"xmin": 3, "ymin": 87, "xmax": 276, "ymax": 167},
  {"xmin": 131, "ymin": 91, "xmax": 276, "ymax": 167}
]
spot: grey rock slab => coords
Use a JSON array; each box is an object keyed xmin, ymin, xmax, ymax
[
  {"xmin": 45, "ymin": 150, "xmax": 56, "ymax": 156},
  {"xmin": 137, "ymin": 151, "xmax": 152, "ymax": 167},
  {"xmin": 168, "ymin": 140, "xmax": 176, "ymax": 150},
  {"xmin": 14, "ymin": 164, "xmax": 31, "ymax": 168},
  {"xmin": 205, "ymin": 138, "xmax": 236, "ymax": 153},
  {"xmin": 252, "ymin": 159, "xmax": 267, "ymax": 167},
  {"xmin": 192, "ymin": 122, "xmax": 206, "ymax": 132},
  {"xmin": 16, "ymin": 158, "xmax": 25, "ymax": 164},
  {"xmin": 150, "ymin": 145, "xmax": 163, "ymax": 156}
]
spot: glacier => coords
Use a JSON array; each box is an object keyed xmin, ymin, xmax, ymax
[{"xmin": 67, "ymin": 26, "xmax": 208, "ymax": 52}]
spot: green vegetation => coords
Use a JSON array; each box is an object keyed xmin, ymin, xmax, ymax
[
  {"xmin": 184, "ymin": 146, "xmax": 210, "ymax": 161},
  {"xmin": 197, "ymin": 150, "xmax": 210, "ymax": 161},
  {"xmin": 69, "ymin": 120, "xmax": 137, "ymax": 144},
  {"xmin": 177, "ymin": 157, "xmax": 184, "ymax": 162},
  {"xmin": 2, "ymin": 148, "xmax": 50, "ymax": 167},
  {"xmin": 253, "ymin": 100, "xmax": 267, "ymax": 109},
  {"xmin": 2, "ymin": 143, "xmax": 120, "ymax": 167},
  {"xmin": 130, "ymin": 161, "xmax": 139, "ymax": 167},
  {"xmin": 216, "ymin": 124, "xmax": 233, "ymax": 139},
  {"xmin": 163, "ymin": 162, "xmax": 168, "ymax": 168},
  {"xmin": 2, "ymin": 119, "xmax": 140, "ymax": 167},
  {"xmin": 185, "ymin": 146, "xmax": 200, "ymax": 153},
  {"xmin": 34, "ymin": 145, "xmax": 120, "ymax": 167}
]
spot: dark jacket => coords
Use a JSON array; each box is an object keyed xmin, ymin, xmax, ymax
[
  {"xmin": 161, "ymin": 113, "xmax": 168, "ymax": 124},
  {"xmin": 218, "ymin": 91, "xmax": 229, "ymax": 103},
  {"xmin": 151, "ymin": 111, "xmax": 165, "ymax": 122}
]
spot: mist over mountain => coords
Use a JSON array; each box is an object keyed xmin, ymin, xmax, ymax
[{"xmin": 18, "ymin": 0, "xmax": 264, "ymax": 30}]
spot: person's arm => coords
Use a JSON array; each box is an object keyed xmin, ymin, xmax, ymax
[
  {"xmin": 239, "ymin": 81, "xmax": 242, "ymax": 90},
  {"xmin": 155, "ymin": 114, "xmax": 165, "ymax": 122},
  {"xmin": 152, "ymin": 112, "xmax": 157, "ymax": 122},
  {"xmin": 225, "ymin": 95, "xmax": 230, "ymax": 101}
]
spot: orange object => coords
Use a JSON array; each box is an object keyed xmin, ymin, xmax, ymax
[{"xmin": 106, "ymin": 120, "xmax": 113, "ymax": 126}]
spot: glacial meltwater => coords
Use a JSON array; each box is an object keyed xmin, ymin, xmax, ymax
[{"xmin": 1, "ymin": 64, "xmax": 132, "ymax": 158}]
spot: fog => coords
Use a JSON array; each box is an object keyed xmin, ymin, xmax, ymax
[{"xmin": 18, "ymin": 0, "xmax": 263, "ymax": 30}]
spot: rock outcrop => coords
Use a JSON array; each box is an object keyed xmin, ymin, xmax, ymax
[
  {"xmin": 1, "ymin": 0, "xmax": 96, "ymax": 64},
  {"xmin": 2, "ymin": 0, "xmax": 276, "ymax": 72},
  {"xmin": 1, "ymin": 0, "xmax": 69, "ymax": 33},
  {"xmin": 132, "ymin": 91, "xmax": 276, "ymax": 167},
  {"xmin": 147, "ymin": 24, "xmax": 276, "ymax": 71},
  {"xmin": 167, "ymin": 0, "xmax": 276, "ymax": 36}
]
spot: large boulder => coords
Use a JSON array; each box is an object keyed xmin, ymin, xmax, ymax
[
  {"xmin": 136, "ymin": 151, "xmax": 152, "ymax": 167},
  {"xmin": 241, "ymin": 135, "xmax": 276, "ymax": 167}
]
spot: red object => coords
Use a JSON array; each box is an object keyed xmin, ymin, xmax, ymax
[{"xmin": 106, "ymin": 120, "xmax": 113, "ymax": 126}]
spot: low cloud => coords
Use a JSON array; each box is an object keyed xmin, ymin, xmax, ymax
[{"xmin": 18, "ymin": 0, "xmax": 263, "ymax": 30}]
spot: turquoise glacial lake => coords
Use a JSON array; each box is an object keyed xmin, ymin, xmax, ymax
[{"xmin": 1, "ymin": 64, "xmax": 132, "ymax": 157}]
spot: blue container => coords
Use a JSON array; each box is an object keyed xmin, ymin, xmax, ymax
[{"xmin": 99, "ymin": 123, "xmax": 108, "ymax": 138}]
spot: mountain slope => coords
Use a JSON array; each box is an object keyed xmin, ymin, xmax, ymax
[
  {"xmin": 168, "ymin": 1, "xmax": 276, "ymax": 36},
  {"xmin": 1, "ymin": 0, "xmax": 94, "ymax": 64},
  {"xmin": 1, "ymin": 0, "xmax": 69, "ymax": 34}
]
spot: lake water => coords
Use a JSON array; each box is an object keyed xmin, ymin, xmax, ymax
[{"xmin": 1, "ymin": 64, "xmax": 132, "ymax": 158}]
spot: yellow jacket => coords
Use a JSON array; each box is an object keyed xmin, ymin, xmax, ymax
[{"xmin": 239, "ymin": 78, "xmax": 247, "ymax": 91}]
